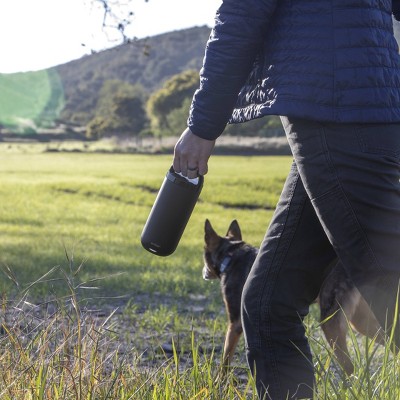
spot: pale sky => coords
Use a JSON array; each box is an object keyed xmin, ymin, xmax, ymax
[{"xmin": 0, "ymin": 0, "xmax": 222, "ymax": 74}]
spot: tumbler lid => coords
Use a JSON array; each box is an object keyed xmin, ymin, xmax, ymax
[{"xmin": 166, "ymin": 166, "xmax": 204, "ymax": 190}]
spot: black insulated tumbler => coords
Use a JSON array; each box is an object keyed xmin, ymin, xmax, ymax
[{"xmin": 141, "ymin": 166, "xmax": 204, "ymax": 256}]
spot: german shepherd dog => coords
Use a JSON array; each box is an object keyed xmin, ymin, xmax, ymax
[{"xmin": 203, "ymin": 219, "xmax": 385, "ymax": 375}]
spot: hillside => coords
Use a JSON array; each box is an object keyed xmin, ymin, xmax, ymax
[
  {"xmin": 0, "ymin": 26, "xmax": 211, "ymax": 130},
  {"xmin": 1, "ymin": 21, "xmax": 400, "ymax": 134},
  {"xmin": 55, "ymin": 26, "xmax": 210, "ymax": 125}
]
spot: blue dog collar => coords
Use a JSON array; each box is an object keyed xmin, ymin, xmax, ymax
[{"xmin": 219, "ymin": 256, "xmax": 232, "ymax": 274}]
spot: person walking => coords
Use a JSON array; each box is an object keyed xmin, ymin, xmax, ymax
[{"xmin": 173, "ymin": 1, "xmax": 400, "ymax": 398}]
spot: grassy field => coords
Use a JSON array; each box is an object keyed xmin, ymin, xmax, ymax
[
  {"xmin": 0, "ymin": 151, "xmax": 286, "ymax": 299},
  {"xmin": 0, "ymin": 149, "xmax": 399, "ymax": 399}
]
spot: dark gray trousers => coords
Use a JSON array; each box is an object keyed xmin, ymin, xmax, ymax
[{"xmin": 242, "ymin": 117, "xmax": 400, "ymax": 399}]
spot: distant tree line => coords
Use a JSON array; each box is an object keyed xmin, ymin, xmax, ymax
[{"xmin": 86, "ymin": 69, "xmax": 283, "ymax": 139}]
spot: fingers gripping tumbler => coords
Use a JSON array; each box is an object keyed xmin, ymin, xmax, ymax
[{"xmin": 141, "ymin": 166, "xmax": 204, "ymax": 256}]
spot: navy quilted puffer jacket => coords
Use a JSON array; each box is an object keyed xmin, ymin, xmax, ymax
[{"xmin": 188, "ymin": 0, "xmax": 400, "ymax": 140}]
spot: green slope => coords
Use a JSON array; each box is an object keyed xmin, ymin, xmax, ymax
[{"xmin": 0, "ymin": 69, "xmax": 64, "ymax": 129}]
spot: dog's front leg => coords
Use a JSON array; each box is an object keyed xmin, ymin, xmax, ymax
[
  {"xmin": 216, "ymin": 321, "xmax": 243, "ymax": 382},
  {"xmin": 222, "ymin": 320, "xmax": 243, "ymax": 367}
]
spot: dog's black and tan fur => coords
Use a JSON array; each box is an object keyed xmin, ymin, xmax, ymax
[{"xmin": 203, "ymin": 219, "xmax": 385, "ymax": 375}]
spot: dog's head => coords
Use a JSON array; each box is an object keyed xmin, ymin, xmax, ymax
[{"xmin": 203, "ymin": 219, "xmax": 243, "ymax": 280}]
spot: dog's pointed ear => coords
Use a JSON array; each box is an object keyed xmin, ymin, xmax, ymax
[
  {"xmin": 205, "ymin": 219, "xmax": 221, "ymax": 250},
  {"xmin": 226, "ymin": 219, "xmax": 242, "ymax": 240}
]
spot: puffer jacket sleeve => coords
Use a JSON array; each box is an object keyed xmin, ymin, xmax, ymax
[
  {"xmin": 188, "ymin": 0, "xmax": 279, "ymax": 140},
  {"xmin": 394, "ymin": 0, "xmax": 400, "ymax": 21}
]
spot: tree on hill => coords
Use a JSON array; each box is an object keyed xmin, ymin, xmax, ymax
[
  {"xmin": 86, "ymin": 79, "xmax": 148, "ymax": 138},
  {"xmin": 163, "ymin": 97, "xmax": 192, "ymax": 136},
  {"xmin": 146, "ymin": 70, "xmax": 199, "ymax": 135}
]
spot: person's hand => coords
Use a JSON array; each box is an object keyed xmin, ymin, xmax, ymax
[{"xmin": 173, "ymin": 128, "xmax": 215, "ymax": 178}]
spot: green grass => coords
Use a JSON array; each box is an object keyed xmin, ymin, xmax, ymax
[
  {"xmin": 1, "ymin": 149, "xmax": 400, "ymax": 399},
  {"xmin": 1, "ymin": 285, "xmax": 399, "ymax": 400},
  {"xmin": 0, "ymin": 151, "xmax": 287, "ymax": 399},
  {"xmin": 0, "ymin": 152, "xmax": 288, "ymax": 301}
]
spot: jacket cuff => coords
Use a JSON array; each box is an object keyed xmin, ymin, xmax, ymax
[
  {"xmin": 187, "ymin": 90, "xmax": 235, "ymax": 140},
  {"xmin": 187, "ymin": 114, "xmax": 226, "ymax": 141}
]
